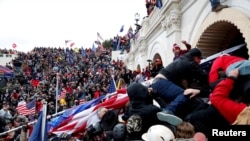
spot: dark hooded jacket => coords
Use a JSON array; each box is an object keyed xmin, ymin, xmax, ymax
[
  {"xmin": 124, "ymin": 82, "xmax": 162, "ymax": 140},
  {"xmin": 159, "ymin": 48, "xmax": 208, "ymax": 92}
]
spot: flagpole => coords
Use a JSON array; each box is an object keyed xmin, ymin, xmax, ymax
[
  {"xmin": 112, "ymin": 76, "xmax": 117, "ymax": 90},
  {"xmin": 55, "ymin": 73, "xmax": 59, "ymax": 114},
  {"xmin": 41, "ymin": 100, "xmax": 47, "ymax": 141}
]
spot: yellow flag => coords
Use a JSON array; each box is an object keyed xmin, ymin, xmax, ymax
[{"xmin": 74, "ymin": 47, "xmax": 79, "ymax": 53}]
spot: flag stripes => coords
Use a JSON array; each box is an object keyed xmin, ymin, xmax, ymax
[
  {"xmin": 58, "ymin": 89, "xmax": 67, "ymax": 99},
  {"xmin": 16, "ymin": 99, "xmax": 36, "ymax": 116},
  {"xmin": 49, "ymin": 91, "xmax": 128, "ymax": 136}
]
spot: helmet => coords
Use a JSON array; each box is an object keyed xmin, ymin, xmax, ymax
[
  {"xmin": 87, "ymin": 122, "xmax": 104, "ymax": 136},
  {"xmin": 112, "ymin": 123, "xmax": 127, "ymax": 141},
  {"xmin": 141, "ymin": 125, "xmax": 175, "ymax": 141}
]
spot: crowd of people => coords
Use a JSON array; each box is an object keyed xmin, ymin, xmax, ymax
[
  {"xmin": 0, "ymin": 41, "xmax": 250, "ymax": 141},
  {"xmin": 0, "ymin": 46, "xmax": 142, "ymax": 140},
  {"xmin": 83, "ymin": 42, "xmax": 250, "ymax": 141},
  {"xmin": 0, "ymin": 1, "xmax": 247, "ymax": 140},
  {"xmin": 0, "ymin": 48, "xmax": 17, "ymax": 55}
]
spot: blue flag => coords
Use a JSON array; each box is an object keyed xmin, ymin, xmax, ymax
[
  {"xmin": 92, "ymin": 43, "xmax": 96, "ymax": 53},
  {"xmin": 107, "ymin": 78, "xmax": 117, "ymax": 93},
  {"xmin": 81, "ymin": 46, "xmax": 86, "ymax": 57},
  {"xmin": 0, "ymin": 65, "xmax": 14, "ymax": 78},
  {"xmin": 29, "ymin": 111, "xmax": 48, "ymax": 141},
  {"xmin": 156, "ymin": 0, "xmax": 162, "ymax": 9},
  {"xmin": 68, "ymin": 55, "xmax": 74, "ymax": 65},
  {"xmin": 119, "ymin": 25, "xmax": 124, "ymax": 32},
  {"xmin": 116, "ymin": 37, "xmax": 121, "ymax": 51},
  {"xmin": 26, "ymin": 98, "xmax": 36, "ymax": 109},
  {"xmin": 65, "ymin": 48, "xmax": 74, "ymax": 65}
]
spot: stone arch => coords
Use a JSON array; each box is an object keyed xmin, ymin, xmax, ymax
[
  {"xmin": 148, "ymin": 41, "xmax": 168, "ymax": 66},
  {"xmin": 192, "ymin": 8, "xmax": 250, "ymax": 58}
]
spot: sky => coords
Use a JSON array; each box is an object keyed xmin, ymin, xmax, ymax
[{"xmin": 0, "ymin": 0, "xmax": 147, "ymax": 52}]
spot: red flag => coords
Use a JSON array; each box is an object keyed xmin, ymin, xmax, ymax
[
  {"xmin": 70, "ymin": 42, "xmax": 75, "ymax": 48},
  {"xmin": 12, "ymin": 43, "xmax": 17, "ymax": 48}
]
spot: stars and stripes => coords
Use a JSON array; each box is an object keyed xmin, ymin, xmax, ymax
[
  {"xmin": 97, "ymin": 32, "xmax": 104, "ymax": 41},
  {"xmin": 127, "ymin": 26, "xmax": 134, "ymax": 39},
  {"xmin": 49, "ymin": 91, "xmax": 128, "ymax": 136},
  {"xmin": 16, "ymin": 98, "xmax": 36, "ymax": 116},
  {"xmin": 58, "ymin": 89, "xmax": 67, "ymax": 99},
  {"xmin": 65, "ymin": 40, "xmax": 75, "ymax": 47},
  {"xmin": 79, "ymin": 99, "xmax": 86, "ymax": 105},
  {"xmin": 65, "ymin": 40, "xmax": 72, "ymax": 45},
  {"xmin": 107, "ymin": 78, "xmax": 117, "ymax": 94}
]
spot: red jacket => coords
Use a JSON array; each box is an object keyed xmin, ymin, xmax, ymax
[
  {"xmin": 209, "ymin": 55, "xmax": 245, "ymax": 83},
  {"xmin": 30, "ymin": 79, "xmax": 40, "ymax": 87},
  {"xmin": 93, "ymin": 91, "xmax": 100, "ymax": 99},
  {"xmin": 210, "ymin": 77, "xmax": 246, "ymax": 124}
]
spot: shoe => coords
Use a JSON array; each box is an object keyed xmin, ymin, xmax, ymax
[
  {"xmin": 157, "ymin": 110, "xmax": 183, "ymax": 126},
  {"xmin": 212, "ymin": 4, "xmax": 228, "ymax": 12}
]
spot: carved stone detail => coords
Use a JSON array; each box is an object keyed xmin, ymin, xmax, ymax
[{"xmin": 161, "ymin": 7, "xmax": 181, "ymax": 33}]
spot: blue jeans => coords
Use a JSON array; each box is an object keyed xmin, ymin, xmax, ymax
[
  {"xmin": 226, "ymin": 60, "xmax": 250, "ymax": 76},
  {"xmin": 209, "ymin": 0, "xmax": 221, "ymax": 9},
  {"xmin": 151, "ymin": 78, "xmax": 189, "ymax": 113}
]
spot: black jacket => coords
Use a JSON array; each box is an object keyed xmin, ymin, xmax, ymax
[
  {"xmin": 124, "ymin": 83, "xmax": 162, "ymax": 140},
  {"xmin": 159, "ymin": 52, "xmax": 206, "ymax": 89}
]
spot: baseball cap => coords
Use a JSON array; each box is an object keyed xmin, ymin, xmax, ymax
[{"xmin": 188, "ymin": 48, "xmax": 203, "ymax": 58}]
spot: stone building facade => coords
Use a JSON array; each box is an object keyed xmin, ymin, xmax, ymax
[{"xmin": 124, "ymin": 0, "xmax": 250, "ymax": 71}]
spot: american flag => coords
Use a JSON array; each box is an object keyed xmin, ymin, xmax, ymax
[
  {"xmin": 65, "ymin": 40, "xmax": 72, "ymax": 45},
  {"xmin": 94, "ymin": 40, "xmax": 101, "ymax": 45},
  {"xmin": 16, "ymin": 98, "xmax": 36, "ymax": 116},
  {"xmin": 49, "ymin": 90, "xmax": 128, "ymax": 136},
  {"xmin": 127, "ymin": 26, "xmax": 134, "ymax": 39},
  {"xmin": 58, "ymin": 89, "xmax": 67, "ymax": 99},
  {"xmin": 97, "ymin": 32, "xmax": 103, "ymax": 41},
  {"xmin": 107, "ymin": 78, "xmax": 117, "ymax": 94},
  {"xmin": 92, "ymin": 43, "xmax": 96, "ymax": 53},
  {"xmin": 79, "ymin": 99, "xmax": 86, "ymax": 105}
]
